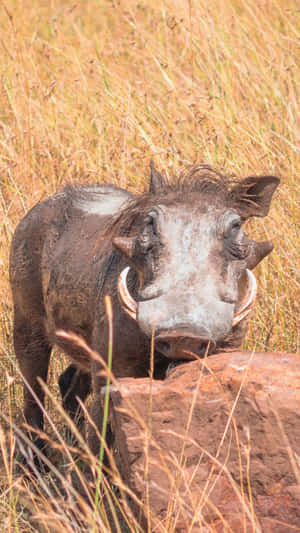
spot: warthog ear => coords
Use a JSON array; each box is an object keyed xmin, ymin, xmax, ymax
[
  {"xmin": 247, "ymin": 239, "xmax": 274, "ymax": 270},
  {"xmin": 231, "ymin": 175, "xmax": 280, "ymax": 219},
  {"xmin": 149, "ymin": 160, "xmax": 164, "ymax": 194}
]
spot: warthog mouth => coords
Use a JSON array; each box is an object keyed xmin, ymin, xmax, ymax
[{"xmin": 117, "ymin": 265, "xmax": 257, "ymax": 331}]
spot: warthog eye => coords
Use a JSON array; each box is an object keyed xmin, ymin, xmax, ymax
[
  {"xmin": 223, "ymin": 216, "xmax": 242, "ymax": 240},
  {"xmin": 145, "ymin": 211, "xmax": 159, "ymax": 234},
  {"xmin": 140, "ymin": 211, "xmax": 159, "ymax": 253},
  {"xmin": 223, "ymin": 216, "xmax": 248, "ymax": 259},
  {"xmin": 229, "ymin": 219, "xmax": 242, "ymax": 237}
]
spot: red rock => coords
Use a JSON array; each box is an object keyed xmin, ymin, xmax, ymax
[{"xmin": 108, "ymin": 351, "xmax": 300, "ymax": 531}]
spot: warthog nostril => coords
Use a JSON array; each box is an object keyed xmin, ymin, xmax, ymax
[
  {"xmin": 156, "ymin": 340, "xmax": 171, "ymax": 353},
  {"xmin": 182, "ymin": 341, "xmax": 210, "ymax": 358},
  {"xmin": 196, "ymin": 344, "xmax": 208, "ymax": 356}
]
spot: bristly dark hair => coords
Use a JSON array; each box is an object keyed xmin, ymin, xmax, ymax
[
  {"xmin": 148, "ymin": 163, "xmax": 235, "ymax": 195},
  {"xmin": 172, "ymin": 164, "xmax": 235, "ymax": 195},
  {"xmin": 106, "ymin": 164, "xmax": 237, "ymax": 238},
  {"xmin": 172, "ymin": 164, "xmax": 231, "ymax": 193},
  {"xmin": 65, "ymin": 164, "xmax": 235, "ymax": 227}
]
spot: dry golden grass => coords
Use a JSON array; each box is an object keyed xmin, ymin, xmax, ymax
[{"xmin": 0, "ymin": 0, "xmax": 299, "ymax": 530}]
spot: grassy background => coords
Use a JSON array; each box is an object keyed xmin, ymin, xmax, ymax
[{"xmin": 0, "ymin": 0, "xmax": 299, "ymax": 529}]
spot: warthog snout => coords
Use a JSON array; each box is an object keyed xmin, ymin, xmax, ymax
[{"xmin": 155, "ymin": 330, "xmax": 216, "ymax": 360}]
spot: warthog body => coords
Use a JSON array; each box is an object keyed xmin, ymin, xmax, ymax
[{"xmin": 9, "ymin": 163, "xmax": 279, "ymax": 458}]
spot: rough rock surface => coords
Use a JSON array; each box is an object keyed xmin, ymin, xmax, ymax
[{"xmin": 108, "ymin": 351, "xmax": 300, "ymax": 532}]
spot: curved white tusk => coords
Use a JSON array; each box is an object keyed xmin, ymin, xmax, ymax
[
  {"xmin": 117, "ymin": 266, "xmax": 137, "ymax": 321},
  {"xmin": 118, "ymin": 266, "xmax": 256, "ymax": 327},
  {"xmin": 232, "ymin": 269, "xmax": 257, "ymax": 327}
]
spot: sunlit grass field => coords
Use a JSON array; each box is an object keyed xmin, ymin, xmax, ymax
[{"xmin": 0, "ymin": 0, "xmax": 299, "ymax": 530}]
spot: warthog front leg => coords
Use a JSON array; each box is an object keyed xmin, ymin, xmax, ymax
[
  {"xmin": 13, "ymin": 311, "xmax": 52, "ymax": 468},
  {"xmin": 58, "ymin": 364, "xmax": 91, "ymax": 438}
]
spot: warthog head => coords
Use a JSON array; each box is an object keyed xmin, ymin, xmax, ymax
[{"xmin": 113, "ymin": 163, "xmax": 279, "ymax": 359}]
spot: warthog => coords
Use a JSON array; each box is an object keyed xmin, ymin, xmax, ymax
[{"xmin": 10, "ymin": 163, "xmax": 279, "ymax": 459}]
